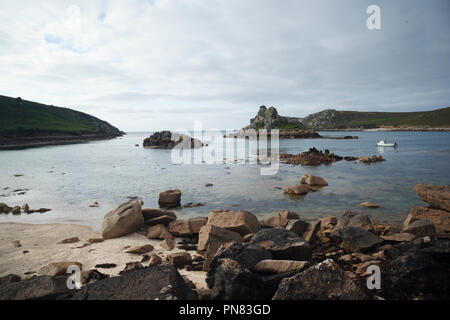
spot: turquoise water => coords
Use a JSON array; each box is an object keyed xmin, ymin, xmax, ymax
[{"xmin": 1, "ymin": 131, "xmax": 449, "ymax": 231}]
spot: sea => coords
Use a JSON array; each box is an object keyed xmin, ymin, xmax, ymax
[{"xmin": 1, "ymin": 131, "xmax": 449, "ymax": 231}]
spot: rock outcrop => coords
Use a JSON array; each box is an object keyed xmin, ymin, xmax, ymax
[
  {"xmin": 143, "ymin": 131, "xmax": 202, "ymax": 149},
  {"xmin": 413, "ymin": 184, "xmax": 450, "ymax": 212},
  {"xmin": 404, "ymin": 205, "xmax": 450, "ymax": 234}
]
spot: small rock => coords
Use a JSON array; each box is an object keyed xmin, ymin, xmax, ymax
[
  {"xmin": 300, "ymin": 174, "xmax": 328, "ymax": 186},
  {"xmin": 402, "ymin": 219, "xmax": 437, "ymax": 237},
  {"xmin": 149, "ymin": 254, "xmax": 162, "ymax": 266},
  {"xmin": 147, "ymin": 224, "xmax": 171, "ymax": 239},
  {"xmin": 320, "ymin": 216, "xmax": 338, "ymax": 229},
  {"xmin": 95, "ymin": 263, "xmax": 117, "ymax": 269},
  {"xmin": 12, "ymin": 240, "xmax": 21, "ymax": 247},
  {"xmin": 167, "ymin": 252, "xmax": 192, "ymax": 267},
  {"xmin": 58, "ymin": 237, "xmax": 80, "ymax": 244},
  {"xmin": 381, "ymin": 233, "xmax": 415, "ymax": 242},
  {"xmin": 301, "ymin": 221, "xmax": 321, "ymax": 242},
  {"xmin": 125, "ymin": 244, "xmax": 154, "ymax": 254},
  {"xmin": 205, "ymin": 183, "xmax": 213, "ymax": 187},
  {"xmin": 119, "ymin": 262, "xmax": 143, "ymax": 274},
  {"xmin": 161, "ymin": 237, "xmax": 175, "ymax": 251},
  {"xmin": 158, "ymin": 189, "xmax": 182, "ymax": 209},
  {"xmin": 12, "ymin": 206, "xmax": 21, "ymax": 215},
  {"xmin": 360, "ymin": 202, "xmax": 380, "ymax": 208},
  {"xmin": 253, "ymin": 260, "xmax": 310, "ymax": 274},
  {"xmin": 39, "ymin": 262, "xmax": 82, "ymax": 276},
  {"xmin": 89, "ymin": 202, "xmax": 99, "ymax": 208}
]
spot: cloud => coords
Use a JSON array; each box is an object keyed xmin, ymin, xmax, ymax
[{"xmin": 0, "ymin": 0, "xmax": 449, "ymax": 131}]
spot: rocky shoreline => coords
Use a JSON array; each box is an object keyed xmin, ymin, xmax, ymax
[
  {"xmin": 0, "ymin": 182, "xmax": 448, "ymax": 300},
  {"xmin": 0, "ymin": 132, "xmax": 125, "ymax": 150}
]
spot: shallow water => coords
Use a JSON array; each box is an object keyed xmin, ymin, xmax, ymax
[{"xmin": 1, "ymin": 131, "xmax": 449, "ymax": 231}]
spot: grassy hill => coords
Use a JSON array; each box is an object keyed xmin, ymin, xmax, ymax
[
  {"xmin": 304, "ymin": 107, "xmax": 450, "ymax": 129},
  {"xmin": 0, "ymin": 95, "xmax": 123, "ymax": 136}
]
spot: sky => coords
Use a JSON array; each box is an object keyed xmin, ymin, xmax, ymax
[{"xmin": 0, "ymin": 0, "xmax": 449, "ymax": 131}]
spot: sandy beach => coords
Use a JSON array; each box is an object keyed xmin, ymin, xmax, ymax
[{"xmin": 0, "ymin": 222, "xmax": 207, "ymax": 290}]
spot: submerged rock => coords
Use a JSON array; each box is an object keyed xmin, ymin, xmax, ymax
[{"xmin": 300, "ymin": 174, "xmax": 328, "ymax": 186}]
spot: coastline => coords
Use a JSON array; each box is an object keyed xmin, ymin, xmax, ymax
[
  {"xmin": 318, "ymin": 127, "xmax": 450, "ymax": 132},
  {"xmin": 0, "ymin": 133, "xmax": 125, "ymax": 150}
]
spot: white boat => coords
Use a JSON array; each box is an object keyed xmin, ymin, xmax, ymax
[{"xmin": 377, "ymin": 140, "xmax": 398, "ymax": 147}]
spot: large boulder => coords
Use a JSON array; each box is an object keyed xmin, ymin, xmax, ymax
[
  {"xmin": 158, "ymin": 189, "xmax": 182, "ymax": 209},
  {"xmin": 264, "ymin": 210, "xmax": 300, "ymax": 228},
  {"xmin": 0, "ymin": 275, "xmax": 72, "ymax": 300},
  {"xmin": 404, "ymin": 206, "xmax": 450, "ymax": 234},
  {"xmin": 71, "ymin": 265, "xmax": 197, "ymax": 300},
  {"xmin": 382, "ymin": 238, "xmax": 450, "ymax": 299},
  {"xmin": 207, "ymin": 210, "xmax": 261, "ymax": 236},
  {"xmin": 198, "ymin": 224, "xmax": 242, "ymax": 251},
  {"xmin": 209, "ymin": 258, "xmax": 267, "ymax": 300},
  {"xmin": 300, "ymin": 174, "xmax": 328, "ymax": 186},
  {"xmin": 331, "ymin": 211, "xmax": 375, "ymax": 238},
  {"xmin": 250, "ymin": 229, "xmax": 312, "ymax": 261},
  {"xmin": 206, "ymin": 242, "xmax": 272, "ymax": 285},
  {"xmin": 402, "ymin": 219, "xmax": 437, "ymax": 237},
  {"xmin": 273, "ymin": 265, "xmax": 367, "ymax": 300},
  {"xmin": 102, "ymin": 200, "xmax": 144, "ymax": 239},
  {"xmin": 338, "ymin": 227, "xmax": 383, "ymax": 253},
  {"xmin": 169, "ymin": 218, "xmax": 208, "ymax": 237},
  {"xmin": 414, "ymin": 184, "xmax": 450, "ymax": 212}
]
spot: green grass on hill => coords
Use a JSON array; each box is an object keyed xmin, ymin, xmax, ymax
[
  {"xmin": 305, "ymin": 107, "xmax": 450, "ymax": 129},
  {"xmin": 0, "ymin": 95, "xmax": 120, "ymax": 135}
]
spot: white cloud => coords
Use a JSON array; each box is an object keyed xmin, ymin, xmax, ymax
[{"xmin": 0, "ymin": 0, "xmax": 449, "ymax": 131}]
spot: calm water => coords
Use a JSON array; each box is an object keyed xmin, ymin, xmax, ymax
[{"xmin": 1, "ymin": 131, "xmax": 449, "ymax": 231}]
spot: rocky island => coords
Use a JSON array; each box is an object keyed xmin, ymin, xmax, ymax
[
  {"xmin": 143, "ymin": 131, "xmax": 203, "ymax": 149},
  {"xmin": 229, "ymin": 106, "xmax": 358, "ymax": 139}
]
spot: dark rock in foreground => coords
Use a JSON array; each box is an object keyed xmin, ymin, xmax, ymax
[
  {"xmin": 71, "ymin": 265, "xmax": 196, "ymax": 300},
  {"xmin": 273, "ymin": 266, "xmax": 367, "ymax": 300},
  {"xmin": 382, "ymin": 238, "xmax": 450, "ymax": 299},
  {"xmin": 250, "ymin": 228, "xmax": 312, "ymax": 261},
  {"xmin": 0, "ymin": 275, "xmax": 71, "ymax": 300}
]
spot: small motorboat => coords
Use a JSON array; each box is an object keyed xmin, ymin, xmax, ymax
[{"xmin": 377, "ymin": 140, "xmax": 398, "ymax": 147}]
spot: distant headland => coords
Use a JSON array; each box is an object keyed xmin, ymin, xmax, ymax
[{"xmin": 0, "ymin": 95, "xmax": 124, "ymax": 149}]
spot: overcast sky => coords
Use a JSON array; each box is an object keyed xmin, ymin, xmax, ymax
[{"xmin": 1, "ymin": 0, "xmax": 449, "ymax": 131}]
